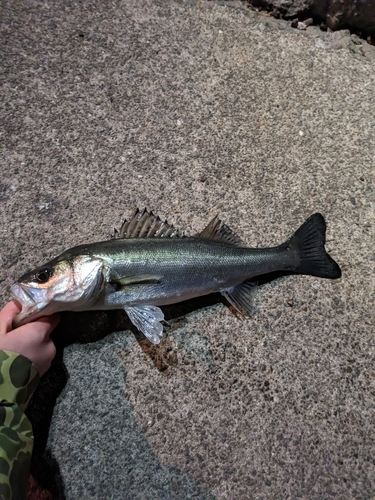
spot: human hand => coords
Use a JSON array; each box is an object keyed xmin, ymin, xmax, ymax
[{"xmin": 0, "ymin": 300, "xmax": 60, "ymax": 376}]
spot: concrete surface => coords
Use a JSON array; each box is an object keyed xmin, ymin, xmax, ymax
[{"xmin": 1, "ymin": 0, "xmax": 374, "ymax": 498}]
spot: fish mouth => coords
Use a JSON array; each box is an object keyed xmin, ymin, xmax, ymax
[{"xmin": 10, "ymin": 283, "xmax": 48, "ymax": 327}]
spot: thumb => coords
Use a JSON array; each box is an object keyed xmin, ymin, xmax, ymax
[{"xmin": 0, "ymin": 301, "xmax": 22, "ymax": 333}]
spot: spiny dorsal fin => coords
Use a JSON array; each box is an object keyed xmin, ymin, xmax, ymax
[
  {"xmin": 198, "ymin": 215, "xmax": 243, "ymax": 246},
  {"xmin": 113, "ymin": 208, "xmax": 183, "ymax": 239}
]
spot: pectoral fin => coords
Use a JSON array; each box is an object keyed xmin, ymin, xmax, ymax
[
  {"xmin": 221, "ymin": 280, "xmax": 257, "ymax": 316},
  {"xmin": 113, "ymin": 274, "xmax": 162, "ymax": 287},
  {"xmin": 124, "ymin": 305, "xmax": 164, "ymax": 344}
]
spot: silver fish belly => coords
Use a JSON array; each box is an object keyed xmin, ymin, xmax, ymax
[{"xmin": 10, "ymin": 209, "xmax": 341, "ymax": 344}]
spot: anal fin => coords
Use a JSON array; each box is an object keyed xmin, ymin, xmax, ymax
[
  {"xmin": 124, "ymin": 305, "xmax": 164, "ymax": 344},
  {"xmin": 221, "ymin": 280, "xmax": 257, "ymax": 316}
]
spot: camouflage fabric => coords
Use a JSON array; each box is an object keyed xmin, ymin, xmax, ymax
[{"xmin": 0, "ymin": 350, "xmax": 40, "ymax": 500}]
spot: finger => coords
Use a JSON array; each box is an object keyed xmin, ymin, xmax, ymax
[
  {"xmin": 46, "ymin": 338, "xmax": 57, "ymax": 361},
  {"xmin": 38, "ymin": 340, "xmax": 57, "ymax": 376},
  {"xmin": 14, "ymin": 313, "xmax": 61, "ymax": 342},
  {"xmin": 0, "ymin": 300, "xmax": 22, "ymax": 334},
  {"xmin": 31, "ymin": 314, "xmax": 60, "ymax": 337},
  {"xmin": 36, "ymin": 313, "xmax": 61, "ymax": 335},
  {"xmin": 26, "ymin": 315, "xmax": 61, "ymax": 340}
]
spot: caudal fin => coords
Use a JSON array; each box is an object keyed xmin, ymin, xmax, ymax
[{"xmin": 286, "ymin": 213, "xmax": 341, "ymax": 279}]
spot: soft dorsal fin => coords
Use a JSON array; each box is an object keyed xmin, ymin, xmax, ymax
[
  {"xmin": 198, "ymin": 215, "xmax": 243, "ymax": 246},
  {"xmin": 113, "ymin": 208, "xmax": 183, "ymax": 239}
]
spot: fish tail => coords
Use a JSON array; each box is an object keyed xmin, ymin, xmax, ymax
[{"xmin": 285, "ymin": 213, "xmax": 341, "ymax": 279}]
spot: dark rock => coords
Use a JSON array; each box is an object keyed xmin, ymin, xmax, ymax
[
  {"xmin": 270, "ymin": 7, "xmax": 281, "ymax": 18},
  {"xmin": 291, "ymin": 18, "xmax": 299, "ymax": 28},
  {"xmin": 248, "ymin": 0, "xmax": 328, "ymax": 20},
  {"xmin": 247, "ymin": 0, "xmax": 375, "ymax": 37},
  {"xmin": 327, "ymin": 0, "xmax": 375, "ymax": 35}
]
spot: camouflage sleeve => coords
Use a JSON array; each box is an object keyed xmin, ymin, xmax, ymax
[{"xmin": 0, "ymin": 350, "xmax": 40, "ymax": 500}]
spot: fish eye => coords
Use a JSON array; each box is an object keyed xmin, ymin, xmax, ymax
[{"xmin": 36, "ymin": 269, "xmax": 52, "ymax": 283}]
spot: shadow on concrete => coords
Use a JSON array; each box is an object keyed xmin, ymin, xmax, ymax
[{"xmin": 25, "ymin": 272, "xmax": 289, "ymax": 498}]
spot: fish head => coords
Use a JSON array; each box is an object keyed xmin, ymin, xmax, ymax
[{"xmin": 10, "ymin": 254, "xmax": 104, "ymax": 327}]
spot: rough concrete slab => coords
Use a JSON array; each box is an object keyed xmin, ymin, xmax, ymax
[{"xmin": 0, "ymin": 0, "xmax": 374, "ymax": 498}]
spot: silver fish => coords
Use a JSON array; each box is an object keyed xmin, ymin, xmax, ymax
[{"xmin": 10, "ymin": 209, "xmax": 341, "ymax": 344}]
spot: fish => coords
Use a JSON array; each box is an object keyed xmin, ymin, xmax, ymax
[{"xmin": 10, "ymin": 209, "xmax": 341, "ymax": 344}]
